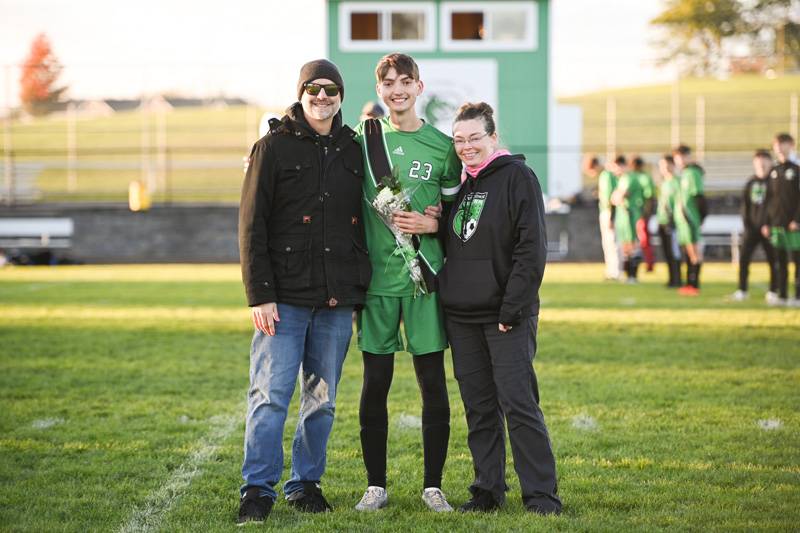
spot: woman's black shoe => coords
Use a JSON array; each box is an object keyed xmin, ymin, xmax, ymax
[
  {"xmin": 458, "ymin": 488, "xmax": 501, "ymax": 512},
  {"xmin": 237, "ymin": 487, "xmax": 274, "ymax": 524}
]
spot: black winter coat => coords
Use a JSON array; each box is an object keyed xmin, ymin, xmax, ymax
[
  {"xmin": 238, "ymin": 103, "xmax": 371, "ymax": 308},
  {"xmin": 765, "ymin": 161, "xmax": 800, "ymax": 228},
  {"xmin": 438, "ymin": 154, "xmax": 547, "ymax": 326}
]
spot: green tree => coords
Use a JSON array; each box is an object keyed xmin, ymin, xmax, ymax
[
  {"xmin": 19, "ymin": 33, "xmax": 67, "ymax": 116},
  {"xmin": 740, "ymin": 0, "xmax": 800, "ymax": 72},
  {"xmin": 650, "ymin": 0, "xmax": 743, "ymax": 75}
]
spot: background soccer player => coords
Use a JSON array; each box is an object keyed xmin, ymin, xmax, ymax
[
  {"xmin": 656, "ymin": 155, "xmax": 682, "ymax": 288},
  {"xmin": 585, "ymin": 155, "xmax": 620, "ymax": 280},
  {"xmin": 672, "ymin": 145, "xmax": 707, "ymax": 296},
  {"xmin": 730, "ymin": 149, "xmax": 778, "ymax": 302},
  {"xmin": 761, "ymin": 133, "xmax": 800, "ymax": 306},
  {"xmin": 610, "ymin": 155, "xmax": 643, "ymax": 283},
  {"xmin": 632, "ymin": 155, "xmax": 656, "ymax": 272},
  {"xmin": 354, "ymin": 53, "xmax": 462, "ymax": 512}
]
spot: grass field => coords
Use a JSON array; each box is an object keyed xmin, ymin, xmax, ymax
[{"xmin": 1, "ymin": 263, "xmax": 799, "ymax": 532}]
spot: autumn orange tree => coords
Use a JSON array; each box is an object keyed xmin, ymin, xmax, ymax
[{"xmin": 19, "ymin": 33, "xmax": 67, "ymax": 116}]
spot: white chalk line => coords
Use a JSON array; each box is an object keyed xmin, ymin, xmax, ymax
[{"xmin": 117, "ymin": 409, "xmax": 241, "ymax": 533}]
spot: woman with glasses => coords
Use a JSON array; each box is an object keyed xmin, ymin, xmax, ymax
[{"xmin": 436, "ymin": 102, "xmax": 562, "ymax": 515}]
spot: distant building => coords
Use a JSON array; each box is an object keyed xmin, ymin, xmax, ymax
[{"xmin": 45, "ymin": 94, "xmax": 250, "ymax": 119}]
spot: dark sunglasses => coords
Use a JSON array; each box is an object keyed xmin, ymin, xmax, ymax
[{"xmin": 304, "ymin": 83, "xmax": 341, "ymax": 97}]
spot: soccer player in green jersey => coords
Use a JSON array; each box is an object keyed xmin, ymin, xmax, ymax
[
  {"xmin": 672, "ymin": 144, "xmax": 708, "ymax": 296},
  {"xmin": 585, "ymin": 155, "xmax": 620, "ymax": 280},
  {"xmin": 656, "ymin": 155, "xmax": 682, "ymax": 287},
  {"xmin": 353, "ymin": 53, "xmax": 462, "ymax": 513},
  {"xmin": 611, "ymin": 155, "xmax": 644, "ymax": 282},
  {"xmin": 632, "ymin": 156, "xmax": 656, "ymax": 272}
]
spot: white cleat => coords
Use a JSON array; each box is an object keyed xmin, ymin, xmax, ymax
[
  {"xmin": 729, "ymin": 290, "xmax": 748, "ymax": 301},
  {"xmin": 786, "ymin": 298, "xmax": 800, "ymax": 308},
  {"xmin": 765, "ymin": 291, "xmax": 781, "ymax": 306},
  {"xmin": 355, "ymin": 486, "xmax": 388, "ymax": 511},
  {"xmin": 421, "ymin": 487, "xmax": 453, "ymax": 512}
]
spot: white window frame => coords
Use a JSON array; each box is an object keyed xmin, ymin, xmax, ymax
[
  {"xmin": 440, "ymin": 1, "xmax": 538, "ymax": 52},
  {"xmin": 339, "ymin": 2, "xmax": 436, "ymax": 52}
]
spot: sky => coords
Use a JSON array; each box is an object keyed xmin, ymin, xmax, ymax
[{"xmin": 0, "ymin": 0, "xmax": 676, "ymax": 108}]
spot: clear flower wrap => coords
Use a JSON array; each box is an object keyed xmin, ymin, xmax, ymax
[{"xmin": 371, "ymin": 168, "xmax": 428, "ymax": 297}]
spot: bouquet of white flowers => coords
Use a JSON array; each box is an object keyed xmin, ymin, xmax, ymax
[{"xmin": 371, "ymin": 168, "xmax": 428, "ymax": 296}]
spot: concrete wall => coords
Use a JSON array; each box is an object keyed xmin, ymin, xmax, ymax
[
  {"xmin": 1, "ymin": 204, "xmax": 239, "ymax": 263},
  {"xmin": 1, "ymin": 199, "xmax": 742, "ymax": 263}
]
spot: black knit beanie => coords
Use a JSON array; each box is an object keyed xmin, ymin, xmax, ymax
[{"xmin": 297, "ymin": 59, "xmax": 344, "ymax": 101}]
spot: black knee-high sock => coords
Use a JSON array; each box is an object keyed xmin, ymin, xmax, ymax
[
  {"xmin": 630, "ymin": 255, "xmax": 640, "ymax": 280},
  {"xmin": 687, "ymin": 263, "xmax": 698, "ymax": 288},
  {"xmin": 412, "ymin": 352, "xmax": 450, "ymax": 489},
  {"xmin": 360, "ymin": 352, "xmax": 395, "ymax": 488},
  {"xmin": 623, "ymin": 259, "xmax": 631, "ymax": 279},
  {"xmin": 669, "ymin": 258, "xmax": 682, "ymax": 287},
  {"xmin": 693, "ymin": 262, "xmax": 702, "ymax": 289}
]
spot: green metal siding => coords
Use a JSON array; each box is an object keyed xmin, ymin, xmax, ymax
[{"xmin": 327, "ymin": 0, "xmax": 550, "ymax": 191}]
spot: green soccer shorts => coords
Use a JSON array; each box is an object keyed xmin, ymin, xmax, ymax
[
  {"xmin": 357, "ymin": 293, "xmax": 448, "ymax": 355},
  {"xmin": 770, "ymin": 227, "xmax": 800, "ymax": 251},
  {"xmin": 615, "ymin": 211, "xmax": 637, "ymax": 244},
  {"xmin": 676, "ymin": 218, "xmax": 700, "ymax": 245}
]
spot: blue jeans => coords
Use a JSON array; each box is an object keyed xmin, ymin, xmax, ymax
[{"xmin": 241, "ymin": 303, "xmax": 353, "ymax": 501}]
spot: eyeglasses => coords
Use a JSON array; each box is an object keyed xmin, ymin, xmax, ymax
[
  {"xmin": 304, "ymin": 83, "xmax": 341, "ymax": 97},
  {"xmin": 453, "ymin": 132, "xmax": 489, "ymax": 148}
]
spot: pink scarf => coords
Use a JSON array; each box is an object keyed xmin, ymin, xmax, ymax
[{"xmin": 461, "ymin": 149, "xmax": 511, "ymax": 182}]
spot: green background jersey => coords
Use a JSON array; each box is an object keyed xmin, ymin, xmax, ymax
[
  {"xmin": 634, "ymin": 171, "xmax": 655, "ymax": 200},
  {"xmin": 676, "ymin": 164, "xmax": 705, "ymax": 228},
  {"xmin": 614, "ymin": 172, "xmax": 643, "ymax": 243},
  {"xmin": 598, "ymin": 169, "xmax": 617, "ymax": 213},
  {"xmin": 617, "ymin": 172, "xmax": 644, "ymax": 220},
  {"xmin": 657, "ymin": 178, "xmax": 679, "ymax": 226},
  {"xmin": 355, "ymin": 118, "xmax": 462, "ymax": 296}
]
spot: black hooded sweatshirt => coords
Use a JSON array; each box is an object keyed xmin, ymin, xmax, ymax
[
  {"xmin": 437, "ymin": 154, "xmax": 547, "ymax": 326},
  {"xmin": 765, "ymin": 160, "xmax": 800, "ymax": 228},
  {"xmin": 741, "ymin": 175, "xmax": 769, "ymax": 230}
]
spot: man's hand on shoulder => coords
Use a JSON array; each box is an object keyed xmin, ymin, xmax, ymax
[{"xmin": 252, "ymin": 302, "xmax": 280, "ymax": 336}]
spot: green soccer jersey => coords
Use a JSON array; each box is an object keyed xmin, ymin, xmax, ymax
[
  {"xmin": 614, "ymin": 172, "xmax": 643, "ymax": 243},
  {"xmin": 621, "ymin": 172, "xmax": 644, "ymax": 217},
  {"xmin": 634, "ymin": 171, "xmax": 655, "ymax": 201},
  {"xmin": 355, "ymin": 118, "xmax": 462, "ymax": 296},
  {"xmin": 657, "ymin": 178, "xmax": 679, "ymax": 226},
  {"xmin": 676, "ymin": 164, "xmax": 704, "ymax": 228},
  {"xmin": 598, "ymin": 169, "xmax": 617, "ymax": 213}
]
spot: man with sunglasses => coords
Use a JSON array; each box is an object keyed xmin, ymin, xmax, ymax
[{"xmin": 237, "ymin": 59, "xmax": 370, "ymax": 524}]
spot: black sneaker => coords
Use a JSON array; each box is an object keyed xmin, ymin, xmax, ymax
[
  {"xmin": 458, "ymin": 488, "xmax": 501, "ymax": 512},
  {"xmin": 237, "ymin": 487, "xmax": 274, "ymax": 525},
  {"xmin": 525, "ymin": 503, "xmax": 562, "ymax": 516},
  {"xmin": 286, "ymin": 481, "xmax": 332, "ymax": 513}
]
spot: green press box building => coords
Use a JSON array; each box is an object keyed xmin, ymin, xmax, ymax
[{"xmin": 325, "ymin": 0, "xmax": 555, "ymax": 193}]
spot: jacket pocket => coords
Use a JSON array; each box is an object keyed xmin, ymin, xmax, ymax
[
  {"xmin": 269, "ymin": 236, "xmax": 311, "ymax": 289},
  {"xmin": 341, "ymin": 153, "xmax": 364, "ymax": 180},
  {"xmin": 327, "ymin": 234, "xmax": 371, "ymax": 289},
  {"xmin": 438, "ymin": 259, "xmax": 502, "ymax": 312},
  {"xmin": 278, "ymin": 159, "xmax": 315, "ymax": 192}
]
